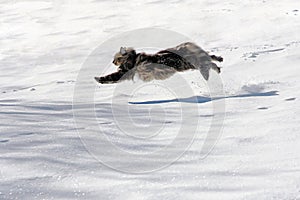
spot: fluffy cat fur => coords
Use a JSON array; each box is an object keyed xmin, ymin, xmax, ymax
[{"xmin": 95, "ymin": 42, "xmax": 223, "ymax": 84}]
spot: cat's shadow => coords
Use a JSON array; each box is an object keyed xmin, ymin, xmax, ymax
[{"xmin": 129, "ymin": 91, "xmax": 279, "ymax": 104}]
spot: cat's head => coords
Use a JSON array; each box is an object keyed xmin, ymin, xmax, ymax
[{"xmin": 113, "ymin": 47, "xmax": 136, "ymax": 66}]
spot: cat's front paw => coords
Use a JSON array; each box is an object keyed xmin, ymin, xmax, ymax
[
  {"xmin": 94, "ymin": 76, "xmax": 105, "ymax": 83},
  {"xmin": 95, "ymin": 77, "xmax": 116, "ymax": 84}
]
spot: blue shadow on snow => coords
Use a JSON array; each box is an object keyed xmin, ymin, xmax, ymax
[{"xmin": 129, "ymin": 91, "xmax": 279, "ymax": 105}]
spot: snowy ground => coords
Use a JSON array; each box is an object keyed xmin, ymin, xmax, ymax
[{"xmin": 1, "ymin": 0, "xmax": 300, "ymax": 199}]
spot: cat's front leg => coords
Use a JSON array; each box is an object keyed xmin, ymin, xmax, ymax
[
  {"xmin": 94, "ymin": 70, "xmax": 126, "ymax": 84},
  {"xmin": 94, "ymin": 76, "xmax": 116, "ymax": 84}
]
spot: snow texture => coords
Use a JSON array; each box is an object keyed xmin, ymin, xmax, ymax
[{"xmin": 0, "ymin": 0, "xmax": 300, "ymax": 199}]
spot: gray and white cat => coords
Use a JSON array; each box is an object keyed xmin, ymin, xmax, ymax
[{"xmin": 95, "ymin": 42, "xmax": 223, "ymax": 84}]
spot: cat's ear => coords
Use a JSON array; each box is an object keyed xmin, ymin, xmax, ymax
[{"xmin": 120, "ymin": 47, "xmax": 126, "ymax": 55}]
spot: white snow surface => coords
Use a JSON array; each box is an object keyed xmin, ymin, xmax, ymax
[{"xmin": 1, "ymin": 0, "xmax": 300, "ymax": 199}]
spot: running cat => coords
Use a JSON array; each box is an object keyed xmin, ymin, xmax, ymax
[{"xmin": 95, "ymin": 42, "xmax": 223, "ymax": 84}]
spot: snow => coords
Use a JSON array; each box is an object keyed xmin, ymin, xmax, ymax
[{"xmin": 1, "ymin": 0, "xmax": 300, "ymax": 199}]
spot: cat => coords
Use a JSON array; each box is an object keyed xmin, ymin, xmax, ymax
[{"xmin": 94, "ymin": 42, "xmax": 223, "ymax": 84}]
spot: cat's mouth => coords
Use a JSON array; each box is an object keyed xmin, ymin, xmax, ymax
[{"xmin": 113, "ymin": 60, "xmax": 121, "ymax": 66}]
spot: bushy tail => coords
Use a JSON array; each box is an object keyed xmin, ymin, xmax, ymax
[{"xmin": 210, "ymin": 55, "xmax": 223, "ymax": 62}]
